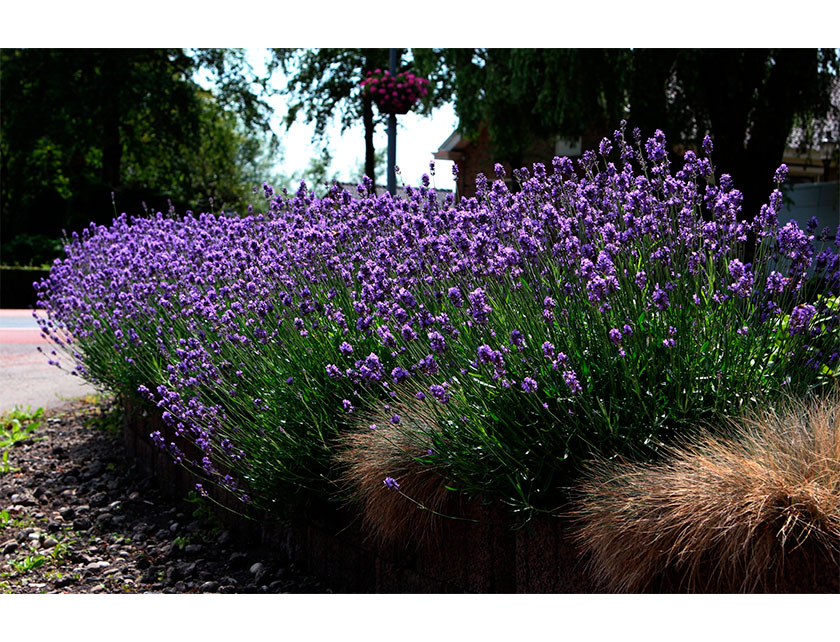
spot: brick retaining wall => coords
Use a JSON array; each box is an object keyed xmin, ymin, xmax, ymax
[{"xmin": 120, "ymin": 399, "xmax": 595, "ymax": 593}]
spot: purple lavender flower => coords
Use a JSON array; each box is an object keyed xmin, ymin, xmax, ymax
[
  {"xmin": 477, "ymin": 344, "xmax": 495, "ymax": 364},
  {"xmin": 468, "ymin": 287, "xmax": 492, "ymax": 323},
  {"xmin": 562, "ymin": 370, "xmax": 582, "ymax": 394},
  {"xmin": 401, "ymin": 324, "xmax": 418, "ymax": 342},
  {"xmin": 429, "ymin": 383, "xmax": 449, "ymax": 403},
  {"xmin": 398, "ymin": 288, "xmax": 417, "ymax": 309},
  {"xmin": 652, "ymin": 284, "xmax": 670, "ymax": 310},
  {"xmin": 521, "ymin": 377, "xmax": 538, "ymax": 393},
  {"xmin": 773, "ymin": 164, "xmax": 789, "ymax": 184},
  {"xmin": 447, "ymin": 286, "xmax": 463, "ymax": 308},
  {"xmin": 788, "ymin": 304, "xmax": 816, "ymax": 336},
  {"xmin": 428, "ymin": 330, "xmax": 447, "ymax": 353},
  {"xmin": 417, "ymin": 354, "xmax": 439, "ymax": 375},
  {"xmin": 635, "ymin": 271, "xmax": 647, "ymax": 290},
  {"xmin": 364, "ymin": 352, "xmax": 382, "ymax": 372},
  {"xmin": 37, "ymin": 125, "xmax": 840, "ymax": 516},
  {"xmin": 728, "ymin": 259, "xmax": 754, "ymax": 298},
  {"xmin": 383, "ymin": 476, "xmax": 400, "ymax": 490},
  {"xmin": 702, "ymin": 135, "xmax": 713, "ymax": 156},
  {"xmin": 645, "ymin": 130, "xmax": 668, "ymax": 163},
  {"xmin": 542, "ymin": 341, "xmax": 555, "ymax": 359},
  {"xmin": 342, "ymin": 399, "xmax": 354, "ymax": 413}
]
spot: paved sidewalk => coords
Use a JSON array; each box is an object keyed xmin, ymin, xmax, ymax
[{"xmin": 0, "ymin": 309, "xmax": 96, "ymax": 412}]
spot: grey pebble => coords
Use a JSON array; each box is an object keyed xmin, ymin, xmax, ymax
[{"xmin": 199, "ymin": 580, "xmax": 220, "ymax": 593}]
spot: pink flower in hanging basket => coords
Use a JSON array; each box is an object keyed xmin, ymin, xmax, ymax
[{"xmin": 361, "ymin": 69, "xmax": 430, "ymax": 115}]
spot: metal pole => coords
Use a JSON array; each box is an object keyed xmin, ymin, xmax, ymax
[{"xmin": 387, "ymin": 48, "xmax": 397, "ymax": 196}]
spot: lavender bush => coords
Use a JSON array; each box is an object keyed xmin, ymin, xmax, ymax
[{"xmin": 36, "ymin": 125, "xmax": 840, "ymax": 516}]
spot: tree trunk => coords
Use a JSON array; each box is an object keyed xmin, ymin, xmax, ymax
[
  {"xmin": 100, "ymin": 52, "xmax": 122, "ymax": 189},
  {"xmin": 363, "ymin": 94, "xmax": 376, "ymax": 188}
]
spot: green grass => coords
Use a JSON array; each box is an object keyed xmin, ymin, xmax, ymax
[
  {"xmin": 0, "ymin": 406, "xmax": 43, "ymax": 447},
  {"xmin": 0, "ymin": 406, "xmax": 44, "ymax": 474}
]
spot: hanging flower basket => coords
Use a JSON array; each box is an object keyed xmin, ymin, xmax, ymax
[{"xmin": 361, "ymin": 69, "xmax": 429, "ymax": 115}]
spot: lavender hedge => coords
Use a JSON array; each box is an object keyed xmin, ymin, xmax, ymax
[{"xmin": 36, "ymin": 126, "xmax": 840, "ymax": 517}]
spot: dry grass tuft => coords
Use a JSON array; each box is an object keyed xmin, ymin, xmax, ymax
[
  {"xmin": 570, "ymin": 392, "xmax": 840, "ymax": 592},
  {"xmin": 334, "ymin": 399, "xmax": 460, "ymax": 549}
]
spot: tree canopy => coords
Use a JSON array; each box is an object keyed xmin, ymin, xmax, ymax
[
  {"xmin": 6, "ymin": 48, "xmax": 836, "ymax": 267},
  {"xmin": 417, "ymin": 49, "xmax": 630, "ymax": 168},
  {"xmin": 1, "ymin": 48, "xmax": 276, "ymax": 259},
  {"xmin": 418, "ymin": 48, "xmax": 838, "ymax": 217},
  {"xmin": 627, "ymin": 49, "xmax": 839, "ymax": 215}
]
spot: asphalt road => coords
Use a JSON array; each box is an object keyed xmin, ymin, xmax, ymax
[{"xmin": 0, "ymin": 309, "xmax": 96, "ymax": 413}]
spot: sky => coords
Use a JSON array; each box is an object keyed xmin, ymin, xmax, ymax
[{"xmin": 244, "ymin": 49, "xmax": 459, "ymax": 193}]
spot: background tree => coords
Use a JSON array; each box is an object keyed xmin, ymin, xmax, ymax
[
  {"xmin": 415, "ymin": 49, "xmax": 630, "ymax": 169},
  {"xmin": 628, "ymin": 49, "xmax": 839, "ymax": 219},
  {"xmin": 1, "ymin": 48, "xmax": 277, "ymax": 264},
  {"xmin": 420, "ymin": 48, "xmax": 838, "ymax": 220},
  {"xmin": 273, "ymin": 48, "xmax": 449, "ymax": 188}
]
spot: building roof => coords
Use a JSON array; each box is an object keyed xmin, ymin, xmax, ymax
[{"xmin": 433, "ymin": 130, "xmax": 469, "ymax": 161}]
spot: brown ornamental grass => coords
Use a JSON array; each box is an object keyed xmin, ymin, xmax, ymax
[
  {"xmin": 570, "ymin": 391, "xmax": 840, "ymax": 592},
  {"xmin": 334, "ymin": 398, "xmax": 461, "ymax": 549}
]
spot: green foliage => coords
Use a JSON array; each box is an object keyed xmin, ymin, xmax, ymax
[
  {"xmin": 0, "ymin": 234, "xmax": 65, "ymax": 267},
  {"xmin": 0, "ymin": 48, "xmax": 277, "ymax": 251},
  {"xmin": 0, "ymin": 406, "xmax": 43, "ymax": 447},
  {"xmin": 423, "ymin": 49, "xmax": 630, "ymax": 164},
  {"xmin": 0, "ymin": 406, "xmax": 43, "ymax": 474},
  {"xmin": 628, "ymin": 49, "xmax": 839, "ymax": 212},
  {"xmin": 171, "ymin": 536, "xmax": 189, "ymax": 551},
  {"xmin": 10, "ymin": 554, "xmax": 46, "ymax": 574},
  {"xmin": 0, "ymin": 451, "xmax": 17, "ymax": 475},
  {"xmin": 417, "ymin": 48, "xmax": 838, "ymax": 213}
]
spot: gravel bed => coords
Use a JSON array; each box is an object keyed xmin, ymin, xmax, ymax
[{"xmin": 0, "ymin": 397, "xmax": 332, "ymax": 594}]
